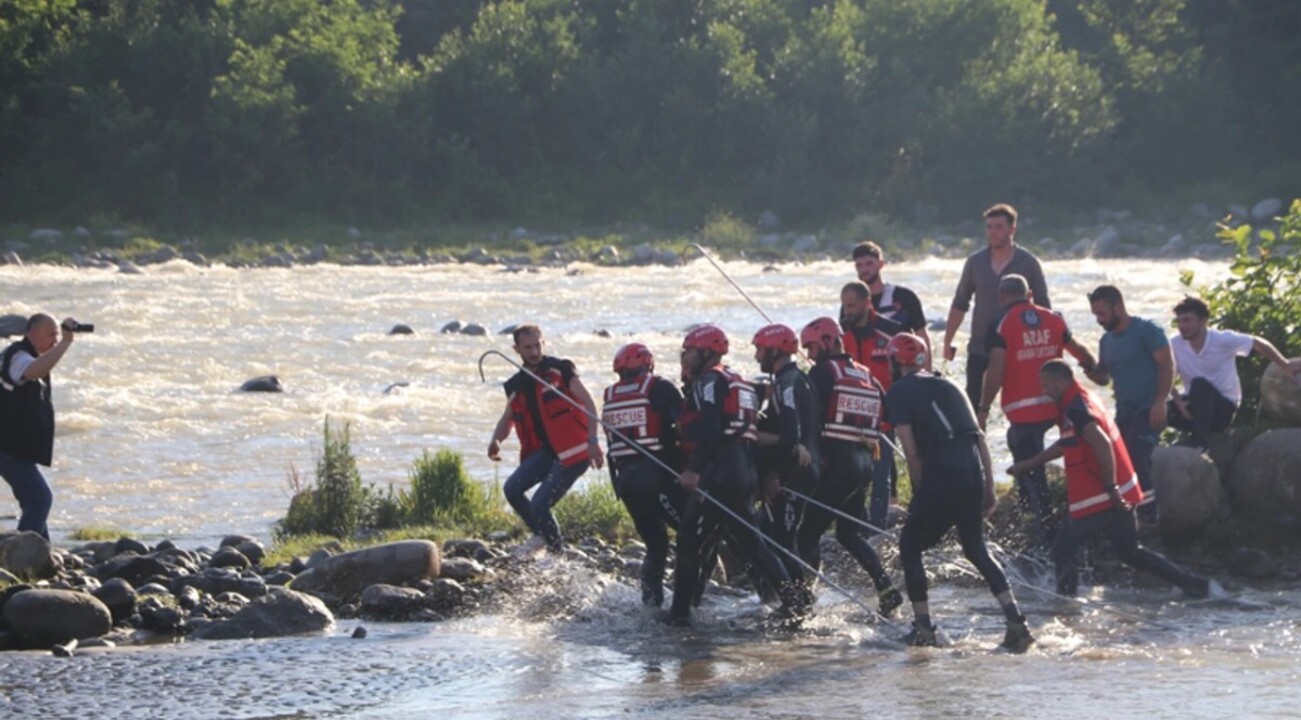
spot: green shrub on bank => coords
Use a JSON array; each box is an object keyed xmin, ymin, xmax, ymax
[
  {"xmin": 277, "ymin": 417, "xmax": 371, "ymax": 540},
  {"xmin": 405, "ymin": 449, "xmax": 515, "ymax": 534},
  {"xmin": 67, "ymin": 526, "xmax": 134, "ymax": 541},
  {"xmin": 554, "ymin": 477, "xmax": 634, "ymax": 543},
  {"xmin": 1182, "ymin": 198, "xmax": 1301, "ymax": 428}
]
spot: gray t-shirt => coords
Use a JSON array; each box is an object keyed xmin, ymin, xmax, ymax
[{"xmin": 951, "ymin": 245, "xmax": 1050, "ymax": 357}]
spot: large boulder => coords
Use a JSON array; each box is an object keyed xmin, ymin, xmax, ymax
[
  {"xmin": 1260, "ymin": 362, "xmax": 1301, "ymax": 426},
  {"xmin": 1151, "ymin": 447, "xmax": 1220, "ymax": 543},
  {"xmin": 359, "ymin": 584, "xmax": 427, "ymax": 619},
  {"xmin": 91, "ymin": 577, "xmax": 138, "ymax": 624},
  {"xmin": 193, "ymin": 587, "xmax": 333, "ymax": 640},
  {"xmin": 0, "ymin": 531, "xmax": 55, "ymax": 578},
  {"xmin": 239, "ymin": 375, "xmax": 283, "ymax": 393},
  {"xmin": 1232, "ymin": 429, "xmax": 1301, "ymax": 521},
  {"xmin": 290, "ymin": 541, "xmax": 440, "ymax": 600},
  {"xmin": 2, "ymin": 589, "xmax": 112, "ymax": 648}
]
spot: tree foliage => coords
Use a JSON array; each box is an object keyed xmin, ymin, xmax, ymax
[{"xmin": 0, "ymin": 0, "xmax": 1296, "ymax": 229}]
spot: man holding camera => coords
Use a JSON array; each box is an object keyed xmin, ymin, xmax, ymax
[{"xmin": 0, "ymin": 314, "xmax": 87, "ymax": 539}]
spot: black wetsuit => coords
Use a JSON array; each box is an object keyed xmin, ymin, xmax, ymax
[
  {"xmin": 884, "ymin": 372, "xmax": 1011, "ymax": 604},
  {"xmin": 605, "ymin": 374, "xmax": 688, "ymax": 607},
  {"xmin": 762, "ymin": 361, "xmax": 819, "ymax": 581},
  {"xmin": 798, "ymin": 355, "xmax": 894, "ymax": 593},
  {"xmin": 669, "ymin": 367, "xmax": 793, "ymax": 621}
]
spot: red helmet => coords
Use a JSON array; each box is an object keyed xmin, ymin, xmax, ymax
[
  {"xmin": 800, "ymin": 316, "xmax": 843, "ymax": 351},
  {"xmin": 886, "ymin": 333, "xmax": 928, "ymax": 368},
  {"xmin": 612, "ymin": 342, "xmax": 654, "ymax": 373},
  {"xmin": 683, "ymin": 324, "xmax": 729, "ymax": 356},
  {"xmin": 752, "ymin": 323, "xmax": 798, "ymax": 354}
]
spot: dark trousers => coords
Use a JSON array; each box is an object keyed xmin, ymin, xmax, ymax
[
  {"xmin": 796, "ymin": 444, "xmax": 891, "ymax": 590},
  {"xmin": 612, "ymin": 458, "xmax": 687, "ymax": 604},
  {"xmin": 1007, "ymin": 419, "xmax": 1057, "ymax": 548},
  {"xmin": 1167, "ymin": 377, "xmax": 1237, "ymax": 447},
  {"xmin": 868, "ymin": 435, "xmax": 894, "ymax": 531},
  {"xmin": 898, "ymin": 465, "xmax": 1010, "ymax": 604},
  {"xmin": 503, "ymin": 451, "xmax": 590, "ymax": 550},
  {"xmin": 670, "ymin": 444, "xmax": 792, "ymax": 619},
  {"xmin": 964, "ymin": 353, "xmax": 990, "ymax": 410},
  {"xmin": 1115, "ymin": 411, "xmax": 1159, "ymax": 521},
  {"xmin": 765, "ymin": 461, "xmax": 814, "ymax": 582},
  {"xmin": 0, "ymin": 451, "xmax": 52, "ymax": 540},
  {"xmin": 1052, "ymin": 507, "xmax": 1205, "ymax": 596}
]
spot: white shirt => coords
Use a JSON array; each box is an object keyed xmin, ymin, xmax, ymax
[
  {"xmin": 1170, "ymin": 329, "xmax": 1255, "ymax": 405},
  {"xmin": 4, "ymin": 349, "xmax": 34, "ymax": 386}
]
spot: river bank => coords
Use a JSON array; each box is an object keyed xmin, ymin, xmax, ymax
[{"xmin": 4, "ymin": 199, "xmax": 1289, "ymax": 272}]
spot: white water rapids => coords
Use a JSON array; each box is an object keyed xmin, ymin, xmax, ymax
[{"xmin": 5, "ymin": 257, "xmax": 1299, "ymax": 720}]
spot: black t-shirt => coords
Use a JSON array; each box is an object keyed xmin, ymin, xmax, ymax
[
  {"xmin": 504, "ymin": 356, "xmax": 577, "ymax": 452},
  {"xmin": 884, "ymin": 372, "xmax": 981, "ymax": 468},
  {"xmin": 873, "ymin": 284, "xmax": 927, "ymax": 333},
  {"xmin": 1059, "ymin": 395, "xmax": 1096, "ymax": 452}
]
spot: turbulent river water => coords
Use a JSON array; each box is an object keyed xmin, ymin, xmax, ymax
[{"xmin": 2, "ymin": 257, "xmax": 1299, "ymax": 718}]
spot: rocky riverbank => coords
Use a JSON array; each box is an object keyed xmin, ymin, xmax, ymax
[{"xmin": 1, "ymin": 199, "xmax": 1290, "ymax": 272}]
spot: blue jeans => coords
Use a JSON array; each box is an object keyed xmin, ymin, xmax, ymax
[
  {"xmin": 1115, "ymin": 411, "xmax": 1159, "ymax": 521},
  {"xmin": 0, "ymin": 451, "xmax": 52, "ymax": 539},
  {"xmin": 869, "ymin": 441, "xmax": 893, "ymax": 532},
  {"xmin": 503, "ymin": 451, "xmax": 590, "ymax": 549}
]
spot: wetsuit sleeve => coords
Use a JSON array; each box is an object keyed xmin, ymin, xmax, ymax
[
  {"xmin": 897, "ymin": 287, "xmax": 927, "ymax": 331},
  {"xmin": 688, "ymin": 374, "xmax": 725, "ymax": 473},
  {"xmin": 774, "ymin": 374, "xmax": 801, "ymax": 458},
  {"xmin": 808, "ymin": 364, "xmax": 833, "ymax": 420},
  {"xmin": 794, "ymin": 374, "xmax": 818, "ymax": 448},
  {"xmin": 651, "ymin": 378, "xmax": 685, "ymax": 468}
]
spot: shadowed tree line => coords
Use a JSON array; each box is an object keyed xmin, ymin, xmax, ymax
[{"xmin": 1, "ymin": 0, "xmax": 1297, "ymax": 231}]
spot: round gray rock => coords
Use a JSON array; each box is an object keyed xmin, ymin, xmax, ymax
[
  {"xmin": 194, "ymin": 587, "xmax": 333, "ymax": 640},
  {"xmin": 0, "ymin": 531, "xmax": 55, "ymax": 578},
  {"xmin": 359, "ymin": 584, "xmax": 427, "ymax": 619},
  {"xmin": 2, "ymin": 589, "xmax": 112, "ymax": 648},
  {"xmin": 92, "ymin": 577, "xmax": 137, "ymax": 624},
  {"xmin": 239, "ymin": 375, "xmax": 283, "ymax": 393},
  {"xmin": 1151, "ymin": 446, "xmax": 1220, "ymax": 542},
  {"xmin": 1260, "ymin": 362, "xmax": 1301, "ymax": 426},
  {"xmin": 1232, "ymin": 428, "xmax": 1301, "ymax": 521}
]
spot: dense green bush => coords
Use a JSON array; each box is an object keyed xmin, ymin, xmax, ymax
[
  {"xmin": 406, "ymin": 448, "xmax": 511, "ymax": 531},
  {"xmin": 553, "ymin": 478, "xmax": 634, "ymax": 543},
  {"xmin": 1182, "ymin": 198, "xmax": 1301, "ymax": 427},
  {"xmin": 2, "ymin": 0, "xmax": 1296, "ymax": 230},
  {"xmin": 278, "ymin": 417, "xmax": 375, "ymax": 539}
]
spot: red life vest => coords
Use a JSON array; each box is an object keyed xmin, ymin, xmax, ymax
[
  {"xmin": 706, "ymin": 365, "xmax": 759, "ymax": 442},
  {"xmin": 820, "ymin": 357, "xmax": 885, "ymax": 443},
  {"xmin": 601, "ymin": 374, "xmax": 665, "ymax": 459},
  {"xmin": 1057, "ymin": 382, "xmax": 1143, "ymax": 519},
  {"xmin": 844, "ymin": 322, "xmax": 894, "ymax": 391},
  {"xmin": 508, "ymin": 362, "xmax": 591, "ymax": 467},
  {"xmin": 995, "ymin": 302, "xmax": 1069, "ymax": 423}
]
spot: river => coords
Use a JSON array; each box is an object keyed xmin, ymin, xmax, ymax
[{"xmin": 5, "ymin": 256, "xmax": 1298, "ymax": 719}]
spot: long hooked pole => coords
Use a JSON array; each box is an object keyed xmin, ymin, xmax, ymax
[{"xmin": 477, "ymin": 349, "xmax": 901, "ymax": 628}]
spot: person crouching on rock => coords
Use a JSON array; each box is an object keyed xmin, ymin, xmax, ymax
[
  {"xmin": 600, "ymin": 342, "xmax": 689, "ymax": 606},
  {"xmin": 667, "ymin": 324, "xmax": 800, "ymax": 626},
  {"xmin": 1009, "ymin": 359, "xmax": 1211, "ymax": 600},
  {"xmin": 487, "ymin": 324, "xmax": 603, "ymax": 558},
  {"xmin": 884, "ymin": 333, "xmax": 1032, "ymax": 651}
]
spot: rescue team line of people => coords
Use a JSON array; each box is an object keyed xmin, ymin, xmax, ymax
[{"xmin": 469, "ymin": 201, "xmax": 1299, "ymax": 651}]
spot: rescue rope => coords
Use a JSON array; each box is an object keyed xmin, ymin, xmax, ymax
[{"xmin": 478, "ymin": 349, "xmax": 902, "ymax": 629}]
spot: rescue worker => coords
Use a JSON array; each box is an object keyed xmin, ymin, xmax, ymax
[
  {"xmin": 797, "ymin": 317, "xmax": 904, "ymax": 617},
  {"xmin": 487, "ymin": 324, "xmax": 603, "ymax": 557},
  {"xmin": 978, "ymin": 274, "xmax": 1097, "ymax": 549},
  {"xmin": 841, "ymin": 280, "xmax": 905, "ymax": 530},
  {"xmin": 751, "ymin": 323, "xmax": 815, "ymax": 589},
  {"xmin": 1009, "ymin": 360, "xmax": 1211, "ymax": 599},
  {"xmin": 884, "ymin": 333, "xmax": 1033, "ymax": 651},
  {"xmin": 668, "ymin": 324, "xmax": 799, "ymax": 626},
  {"xmin": 601, "ymin": 342, "xmax": 688, "ymax": 607}
]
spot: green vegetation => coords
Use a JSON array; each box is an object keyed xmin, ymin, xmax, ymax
[
  {"xmin": 67, "ymin": 526, "xmax": 134, "ymax": 542},
  {"xmin": 1182, "ymin": 198, "xmax": 1301, "ymax": 428},
  {"xmin": 2, "ymin": 0, "xmax": 1296, "ymax": 236},
  {"xmin": 554, "ymin": 477, "xmax": 635, "ymax": 543}
]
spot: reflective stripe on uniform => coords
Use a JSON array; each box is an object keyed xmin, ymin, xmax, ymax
[{"xmin": 1067, "ymin": 476, "xmax": 1139, "ymax": 514}]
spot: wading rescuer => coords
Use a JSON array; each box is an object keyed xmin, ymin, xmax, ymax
[
  {"xmin": 797, "ymin": 317, "xmax": 903, "ymax": 617},
  {"xmin": 840, "ymin": 280, "xmax": 905, "ymax": 530},
  {"xmin": 1009, "ymin": 360, "xmax": 1211, "ymax": 599},
  {"xmin": 487, "ymin": 324, "xmax": 603, "ymax": 557},
  {"xmin": 0, "ymin": 314, "xmax": 84, "ymax": 539},
  {"xmin": 668, "ymin": 324, "xmax": 799, "ymax": 626},
  {"xmin": 601, "ymin": 342, "xmax": 688, "ymax": 607},
  {"xmin": 751, "ymin": 324, "xmax": 816, "ymax": 592},
  {"xmin": 883, "ymin": 333, "xmax": 1032, "ymax": 651},
  {"xmin": 978, "ymin": 274, "xmax": 1097, "ymax": 550}
]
